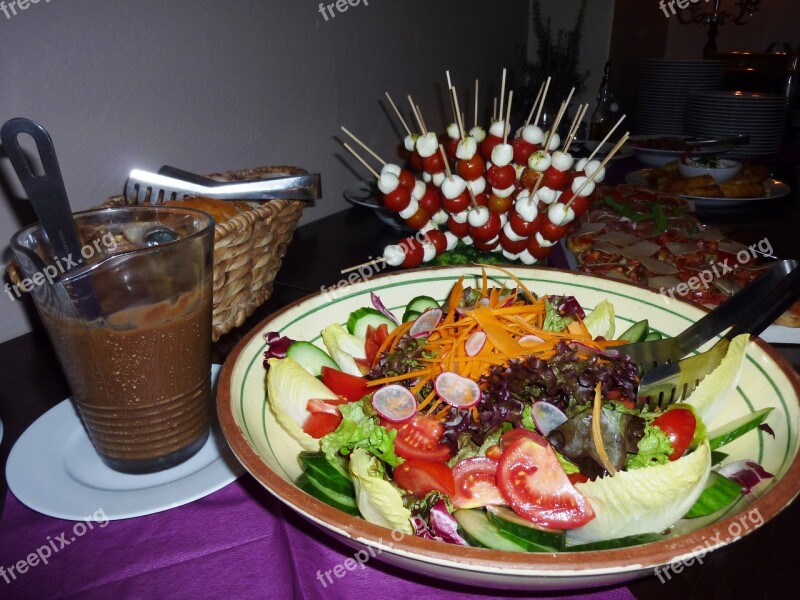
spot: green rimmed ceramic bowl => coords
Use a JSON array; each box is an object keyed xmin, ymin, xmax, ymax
[{"xmin": 217, "ymin": 266, "xmax": 800, "ymax": 590}]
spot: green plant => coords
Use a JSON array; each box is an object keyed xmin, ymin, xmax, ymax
[{"xmin": 519, "ymin": 0, "xmax": 590, "ymax": 111}]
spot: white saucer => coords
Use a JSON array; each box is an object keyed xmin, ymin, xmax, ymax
[{"xmin": 6, "ymin": 364, "xmax": 244, "ymax": 521}]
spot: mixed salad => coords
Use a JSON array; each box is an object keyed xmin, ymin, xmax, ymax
[{"xmin": 262, "ymin": 270, "xmax": 774, "ymax": 551}]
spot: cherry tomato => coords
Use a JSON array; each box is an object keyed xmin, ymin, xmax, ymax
[
  {"xmin": 444, "ymin": 138, "xmax": 460, "ymax": 162},
  {"xmin": 565, "ymin": 193, "xmax": 590, "ymax": 218},
  {"xmin": 422, "ymin": 152, "xmax": 445, "ymax": 174},
  {"xmin": 473, "ymin": 236, "xmax": 500, "ymax": 252},
  {"xmin": 512, "ymin": 137, "xmax": 537, "ymax": 165},
  {"xmin": 487, "ymin": 193, "xmax": 513, "ymax": 214},
  {"xmin": 302, "ymin": 412, "xmax": 342, "ymax": 438},
  {"xmin": 542, "ymin": 167, "xmax": 570, "ymax": 191},
  {"xmin": 473, "ymin": 192, "xmax": 489, "ymax": 207},
  {"xmin": 320, "ymin": 367, "xmax": 371, "ymax": 401},
  {"xmin": 451, "ymin": 457, "xmax": 506, "ymax": 509},
  {"xmin": 496, "ymin": 435, "xmax": 595, "ymax": 529},
  {"xmin": 519, "ymin": 167, "xmax": 541, "ymax": 191},
  {"xmin": 499, "ymin": 230, "xmax": 529, "ymax": 254},
  {"xmin": 382, "ymin": 186, "xmax": 411, "ymax": 213},
  {"xmin": 423, "ymin": 230, "xmax": 447, "ymax": 255},
  {"xmin": 418, "ymin": 184, "xmax": 442, "ymax": 216},
  {"xmin": 469, "ymin": 211, "xmax": 502, "ymax": 242},
  {"xmin": 652, "ymin": 408, "xmax": 697, "ymax": 461},
  {"xmin": 509, "ymin": 210, "xmax": 540, "ymax": 237},
  {"xmin": 479, "ymin": 135, "xmax": 502, "ymax": 161},
  {"xmin": 527, "ymin": 235, "xmax": 555, "ymax": 259},
  {"xmin": 382, "ymin": 414, "xmax": 453, "ymax": 461},
  {"xmin": 456, "ymin": 154, "xmax": 486, "ymax": 180},
  {"xmin": 446, "ymin": 215, "xmax": 470, "ymax": 237},
  {"xmin": 393, "ymin": 460, "xmax": 455, "ymax": 498},
  {"xmin": 487, "ymin": 165, "xmax": 516, "ymax": 190},
  {"xmin": 398, "ymin": 236, "xmax": 424, "ymax": 268},
  {"xmin": 539, "ymin": 220, "xmax": 569, "ymax": 243},
  {"xmin": 405, "ymin": 206, "xmax": 430, "ymax": 230},
  {"xmin": 398, "ymin": 169, "xmax": 416, "ymax": 191},
  {"xmin": 442, "ymin": 191, "xmax": 471, "ymax": 214},
  {"xmin": 410, "ymin": 151, "xmax": 424, "ymax": 173}
]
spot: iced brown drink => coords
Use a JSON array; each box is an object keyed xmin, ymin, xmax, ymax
[{"xmin": 12, "ymin": 207, "xmax": 215, "ymax": 474}]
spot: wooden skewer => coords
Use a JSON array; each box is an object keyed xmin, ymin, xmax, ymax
[
  {"xmin": 530, "ymin": 169, "xmax": 546, "ymax": 199},
  {"xmin": 416, "ymin": 104, "xmax": 428, "ymax": 134},
  {"xmin": 474, "ymin": 79, "xmax": 479, "ymax": 129},
  {"xmin": 564, "ymin": 132, "xmax": 630, "ymax": 210},
  {"xmin": 408, "ymin": 95, "xmax": 426, "ymax": 134},
  {"xmin": 385, "ymin": 92, "xmax": 412, "ymax": 137},
  {"xmin": 503, "ymin": 90, "xmax": 513, "ymax": 144},
  {"xmin": 498, "ymin": 68, "xmax": 507, "ymax": 121},
  {"xmin": 341, "ymin": 257, "xmax": 385, "ymax": 274},
  {"xmin": 438, "ymin": 144, "xmax": 453, "ymax": 178},
  {"xmin": 343, "ymin": 142, "xmax": 380, "ymax": 179},
  {"xmin": 525, "ymin": 81, "xmax": 545, "ymax": 127},
  {"xmin": 563, "ymin": 103, "xmax": 589, "ymax": 153},
  {"xmin": 542, "ymin": 87, "xmax": 575, "ymax": 151},
  {"xmin": 533, "ymin": 76, "xmax": 552, "ymax": 129},
  {"xmin": 451, "ymin": 87, "xmax": 466, "ymax": 139},
  {"xmin": 341, "ymin": 127, "xmax": 385, "ymax": 166},
  {"xmin": 587, "ymin": 114, "xmax": 627, "ymax": 162},
  {"xmin": 446, "ymin": 70, "xmax": 453, "ymax": 90}
]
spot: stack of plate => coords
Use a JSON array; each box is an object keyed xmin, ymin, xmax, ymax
[
  {"xmin": 685, "ymin": 91, "xmax": 787, "ymax": 158},
  {"xmin": 636, "ymin": 60, "xmax": 725, "ymax": 135}
]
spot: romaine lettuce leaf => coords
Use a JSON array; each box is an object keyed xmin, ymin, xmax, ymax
[
  {"xmin": 320, "ymin": 399, "xmax": 404, "ymax": 467},
  {"xmin": 321, "ymin": 323, "xmax": 366, "ymax": 376},
  {"xmin": 349, "ymin": 449, "xmax": 413, "ymax": 534}
]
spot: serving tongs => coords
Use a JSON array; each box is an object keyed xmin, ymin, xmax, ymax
[
  {"xmin": 683, "ymin": 134, "xmax": 750, "ymax": 149},
  {"xmin": 124, "ymin": 166, "xmax": 321, "ymax": 203},
  {"xmin": 621, "ymin": 259, "xmax": 800, "ymax": 410}
]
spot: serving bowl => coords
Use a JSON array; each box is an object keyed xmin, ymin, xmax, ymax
[
  {"xmin": 678, "ymin": 157, "xmax": 742, "ymax": 183},
  {"xmin": 217, "ymin": 266, "xmax": 800, "ymax": 591},
  {"xmin": 630, "ymin": 135, "xmax": 732, "ymax": 167}
]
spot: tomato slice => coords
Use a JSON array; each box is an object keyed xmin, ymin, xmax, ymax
[
  {"xmin": 451, "ymin": 456, "xmax": 506, "ymax": 509},
  {"xmin": 393, "ymin": 460, "xmax": 455, "ymax": 498},
  {"xmin": 302, "ymin": 412, "xmax": 342, "ymax": 439},
  {"xmin": 382, "ymin": 414, "xmax": 453, "ymax": 461},
  {"xmin": 320, "ymin": 367, "xmax": 371, "ymax": 401},
  {"xmin": 306, "ymin": 398, "xmax": 349, "ymax": 417},
  {"xmin": 652, "ymin": 407, "xmax": 696, "ymax": 461},
  {"xmin": 496, "ymin": 434, "xmax": 595, "ymax": 529},
  {"xmin": 499, "ymin": 428, "xmax": 540, "ymax": 451}
]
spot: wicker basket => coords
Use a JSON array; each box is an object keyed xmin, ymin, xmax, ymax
[{"xmin": 100, "ymin": 165, "xmax": 306, "ymax": 341}]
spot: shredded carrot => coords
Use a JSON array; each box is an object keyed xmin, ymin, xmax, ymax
[
  {"xmin": 367, "ymin": 369, "xmax": 431, "ymax": 387},
  {"xmin": 592, "ymin": 383, "xmax": 617, "ymax": 476},
  {"xmin": 476, "ymin": 263, "xmax": 537, "ymax": 303},
  {"xmin": 417, "ymin": 388, "xmax": 437, "ymax": 411}
]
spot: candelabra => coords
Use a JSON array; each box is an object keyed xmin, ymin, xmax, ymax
[{"xmin": 677, "ymin": 0, "xmax": 762, "ymax": 56}]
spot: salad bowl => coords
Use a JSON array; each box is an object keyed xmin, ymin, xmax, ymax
[{"xmin": 217, "ymin": 266, "xmax": 800, "ymax": 590}]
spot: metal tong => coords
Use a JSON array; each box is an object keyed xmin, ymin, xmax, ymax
[
  {"xmin": 622, "ymin": 259, "xmax": 800, "ymax": 410},
  {"xmin": 124, "ymin": 165, "xmax": 321, "ymax": 203}
]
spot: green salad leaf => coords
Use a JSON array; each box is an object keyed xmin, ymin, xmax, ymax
[
  {"xmin": 543, "ymin": 299, "xmax": 573, "ymax": 332},
  {"xmin": 320, "ymin": 399, "xmax": 404, "ymax": 467},
  {"xmin": 626, "ymin": 425, "xmax": 673, "ymax": 470}
]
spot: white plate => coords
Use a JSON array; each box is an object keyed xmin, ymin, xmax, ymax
[
  {"xmin": 6, "ymin": 364, "xmax": 244, "ymax": 521},
  {"xmin": 625, "ymin": 169, "xmax": 791, "ymax": 207}
]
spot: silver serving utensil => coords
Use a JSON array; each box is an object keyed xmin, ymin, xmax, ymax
[{"xmin": 125, "ymin": 168, "xmax": 321, "ymax": 203}]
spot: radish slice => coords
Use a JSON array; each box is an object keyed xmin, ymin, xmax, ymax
[
  {"xmin": 519, "ymin": 334, "xmax": 545, "ymax": 345},
  {"xmin": 371, "ymin": 384, "xmax": 417, "ymax": 422},
  {"xmin": 531, "ymin": 401, "xmax": 568, "ymax": 435},
  {"xmin": 409, "ymin": 308, "xmax": 442, "ymax": 338},
  {"xmin": 435, "ymin": 372, "xmax": 481, "ymax": 408},
  {"xmin": 465, "ymin": 331, "xmax": 486, "ymax": 356}
]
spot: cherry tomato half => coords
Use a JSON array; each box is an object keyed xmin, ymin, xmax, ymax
[
  {"xmin": 382, "ymin": 414, "xmax": 453, "ymax": 462},
  {"xmin": 320, "ymin": 367, "xmax": 371, "ymax": 401},
  {"xmin": 496, "ymin": 435, "xmax": 595, "ymax": 529},
  {"xmin": 652, "ymin": 408, "xmax": 697, "ymax": 461},
  {"xmin": 393, "ymin": 460, "xmax": 455, "ymax": 498}
]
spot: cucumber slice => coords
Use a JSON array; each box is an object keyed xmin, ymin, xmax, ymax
[
  {"xmin": 485, "ymin": 505, "xmax": 565, "ymax": 551},
  {"xmin": 708, "ymin": 407, "xmax": 774, "ymax": 450},
  {"xmin": 346, "ymin": 307, "xmax": 397, "ymax": 338},
  {"xmin": 405, "ymin": 295, "xmax": 440, "ymax": 315},
  {"xmin": 285, "ymin": 341, "xmax": 338, "ymax": 377},
  {"xmin": 617, "ymin": 319, "xmax": 649, "ymax": 343},
  {"xmin": 644, "ymin": 330, "xmax": 663, "ymax": 341},
  {"xmin": 299, "ymin": 452, "xmax": 355, "ymax": 496},
  {"xmin": 296, "ymin": 473, "xmax": 360, "ymax": 516},
  {"xmin": 683, "ymin": 471, "xmax": 743, "ymax": 518},
  {"xmin": 401, "ymin": 309, "xmax": 421, "ymax": 323},
  {"xmin": 453, "ymin": 509, "xmax": 528, "ymax": 552},
  {"xmin": 565, "ymin": 533, "xmax": 664, "ymax": 552}
]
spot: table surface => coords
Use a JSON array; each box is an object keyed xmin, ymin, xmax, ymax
[{"xmin": 1, "ymin": 157, "xmax": 800, "ymax": 599}]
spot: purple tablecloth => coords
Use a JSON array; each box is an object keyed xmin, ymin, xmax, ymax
[{"xmin": 0, "ymin": 476, "xmax": 636, "ymax": 600}]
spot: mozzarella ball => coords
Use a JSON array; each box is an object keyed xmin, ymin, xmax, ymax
[
  {"xmin": 383, "ymin": 244, "xmax": 406, "ymax": 266},
  {"xmin": 432, "ymin": 172, "xmax": 446, "ymax": 187},
  {"xmin": 446, "ymin": 122, "xmax": 461, "ymax": 140},
  {"xmin": 575, "ymin": 158, "xmax": 589, "ymax": 173},
  {"xmin": 517, "ymin": 249, "xmax": 538, "ymax": 265},
  {"xmin": 422, "ymin": 242, "xmax": 437, "ymax": 262},
  {"xmin": 489, "ymin": 120, "xmax": 505, "ymax": 138},
  {"xmin": 467, "ymin": 176, "xmax": 486, "ymax": 196},
  {"xmin": 571, "ymin": 175, "xmax": 596, "ymax": 197},
  {"xmin": 502, "ymin": 249, "xmax": 520, "ymax": 261},
  {"xmin": 398, "ymin": 198, "xmax": 420, "ymax": 219},
  {"xmin": 451, "ymin": 210, "xmax": 469, "ymax": 224},
  {"xmin": 547, "ymin": 202, "xmax": 575, "ymax": 226},
  {"xmin": 469, "ymin": 126, "xmax": 487, "ymax": 143},
  {"xmin": 412, "ymin": 179, "xmax": 426, "ymax": 201},
  {"xmin": 514, "ymin": 196, "xmax": 539, "ymax": 222},
  {"xmin": 514, "ymin": 163, "xmax": 525, "ymax": 179},
  {"xmin": 456, "ymin": 137, "xmax": 477, "ymax": 160},
  {"xmin": 441, "ymin": 175, "xmax": 467, "ymax": 200},
  {"xmin": 537, "ymin": 186, "xmax": 559, "ymax": 205},
  {"xmin": 528, "ymin": 151, "xmax": 552, "ymax": 172},
  {"xmin": 462, "ymin": 235, "xmax": 473, "ymax": 245},
  {"xmin": 491, "ymin": 143, "xmax": 514, "ymax": 167},
  {"xmin": 584, "ymin": 159, "xmax": 606, "ymax": 182},
  {"xmin": 492, "ymin": 184, "xmax": 516, "ymax": 199},
  {"xmin": 381, "ymin": 163, "xmax": 402, "ymax": 178},
  {"xmin": 535, "ymin": 231, "xmax": 556, "ymax": 247},
  {"xmin": 551, "ymin": 151, "xmax": 574, "ymax": 172},
  {"xmin": 467, "ymin": 205, "xmax": 490, "ymax": 227},
  {"xmin": 419, "ymin": 220, "xmax": 437, "ymax": 233},
  {"xmin": 503, "ymin": 221, "xmax": 527, "ymax": 242},
  {"xmin": 432, "ymin": 209, "xmax": 449, "ymax": 225},
  {"xmin": 521, "ymin": 124, "xmax": 545, "ymax": 145},
  {"xmin": 415, "ymin": 132, "xmax": 439, "ymax": 158},
  {"xmin": 547, "ymin": 132, "xmax": 561, "ymax": 151},
  {"xmin": 377, "ymin": 172, "xmax": 400, "ymax": 195},
  {"xmin": 499, "ymin": 212, "xmax": 509, "ymax": 228},
  {"xmin": 422, "ymin": 171, "xmax": 432, "ymax": 183},
  {"xmin": 404, "ymin": 134, "xmax": 418, "ymax": 152}
]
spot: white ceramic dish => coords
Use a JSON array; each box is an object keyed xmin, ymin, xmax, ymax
[
  {"xmin": 678, "ymin": 158, "xmax": 742, "ymax": 183},
  {"xmin": 7, "ymin": 365, "xmax": 243, "ymax": 521},
  {"xmin": 630, "ymin": 135, "xmax": 731, "ymax": 167},
  {"xmin": 218, "ymin": 266, "xmax": 800, "ymax": 591}
]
